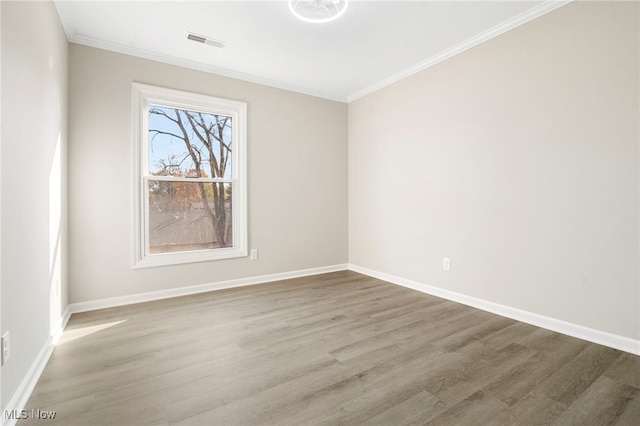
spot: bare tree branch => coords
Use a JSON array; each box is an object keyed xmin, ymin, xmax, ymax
[
  {"xmin": 147, "ymin": 106, "xmax": 233, "ymax": 248},
  {"xmin": 150, "ymin": 129, "xmax": 185, "ymax": 141}
]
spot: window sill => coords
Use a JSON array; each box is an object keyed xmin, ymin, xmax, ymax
[{"xmin": 134, "ymin": 247, "xmax": 248, "ymax": 269}]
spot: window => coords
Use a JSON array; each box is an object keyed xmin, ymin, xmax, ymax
[{"xmin": 133, "ymin": 83, "xmax": 247, "ymax": 268}]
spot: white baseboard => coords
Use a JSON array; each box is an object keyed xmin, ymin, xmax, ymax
[
  {"xmin": 2, "ymin": 341, "xmax": 52, "ymax": 426},
  {"xmin": 5, "ymin": 261, "xmax": 635, "ymax": 426},
  {"xmin": 2, "ymin": 265, "xmax": 348, "ymax": 425},
  {"xmin": 68, "ymin": 264, "xmax": 349, "ymax": 314},
  {"xmin": 348, "ymin": 264, "xmax": 640, "ymax": 356},
  {"xmin": 2, "ymin": 307, "xmax": 71, "ymax": 426}
]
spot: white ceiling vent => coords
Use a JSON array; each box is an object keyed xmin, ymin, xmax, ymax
[{"xmin": 187, "ymin": 32, "xmax": 225, "ymax": 49}]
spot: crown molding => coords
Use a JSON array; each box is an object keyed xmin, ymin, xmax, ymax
[
  {"xmin": 347, "ymin": 0, "xmax": 572, "ymax": 103},
  {"xmin": 68, "ymin": 34, "xmax": 348, "ymax": 103},
  {"xmin": 66, "ymin": 1, "xmax": 571, "ymax": 104}
]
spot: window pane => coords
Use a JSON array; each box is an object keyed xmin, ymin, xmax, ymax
[
  {"xmin": 148, "ymin": 180, "xmax": 233, "ymax": 254},
  {"xmin": 148, "ymin": 105, "xmax": 232, "ymax": 179}
]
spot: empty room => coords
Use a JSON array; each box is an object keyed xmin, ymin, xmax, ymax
[{"xmin": 1, "ymin": 0, "xmax": 639, "ymax": 424}]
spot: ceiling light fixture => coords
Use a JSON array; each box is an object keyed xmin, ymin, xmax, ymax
[{"xmin": 288, "ymin": 0, "xmax": 348, "ymax": 24}]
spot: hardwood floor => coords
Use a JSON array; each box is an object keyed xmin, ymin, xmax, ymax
[{"xmin": 19, "ymin": 271, "xmax": 640, "ymax": 425}]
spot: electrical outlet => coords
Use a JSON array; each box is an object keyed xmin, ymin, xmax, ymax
[
  {"xmin": 443, "ymin": 257, "xmax": 451, "ymax": 271},
  {"xmin": 250, "ymin": 249, "xmax": 258, "ymax": 260},
  {"xmin": 1, "ymin": 331, "xmax": 10, "ymax": 366}
]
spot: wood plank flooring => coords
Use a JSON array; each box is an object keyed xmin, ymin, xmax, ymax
[{"xmin": 19, "ymin": 271, "xmax": 640, "ymax": 425}]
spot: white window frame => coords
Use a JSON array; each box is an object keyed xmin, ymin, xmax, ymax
[{"xmin": 132, "ymin": 83, "xmax": 247, "ymax": 268}]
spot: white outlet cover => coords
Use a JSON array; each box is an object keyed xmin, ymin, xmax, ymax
[
  {"xmin": 443, "ymin": 257, "xmax": 451, "ymax": 271},
  {"xmin": 1, "ymin": 331, "xmax": 10, "ymax": 365}
]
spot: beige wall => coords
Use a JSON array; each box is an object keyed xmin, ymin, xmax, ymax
[
  {"xmin": 1, "ymin": 0, "xmax": 69, "ymax": 407},
  {"xmin": 349, "ymin": 1, "xmax": 639, "ymax": 340},
  {"xmin": 68, "ymin": 45, "xmax": 348, "ymax": 303},
  {"xmin": 2, "ymin": 1, "xmax": 638, "ymax": 410}
]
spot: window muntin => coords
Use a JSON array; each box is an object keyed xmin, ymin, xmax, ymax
[{"xmin": 133, "ymin": 84, "xmax": 247, "ymax": 268}]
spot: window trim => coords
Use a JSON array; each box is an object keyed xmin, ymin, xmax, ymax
[{"xmin": 132, "ymin": 83, "xmax": 247, "ymax": 268}]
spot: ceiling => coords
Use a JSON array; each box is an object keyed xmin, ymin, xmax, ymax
[{"xmin": 53, "ymin": 0, "xmax": 569, "ymax": 102}]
